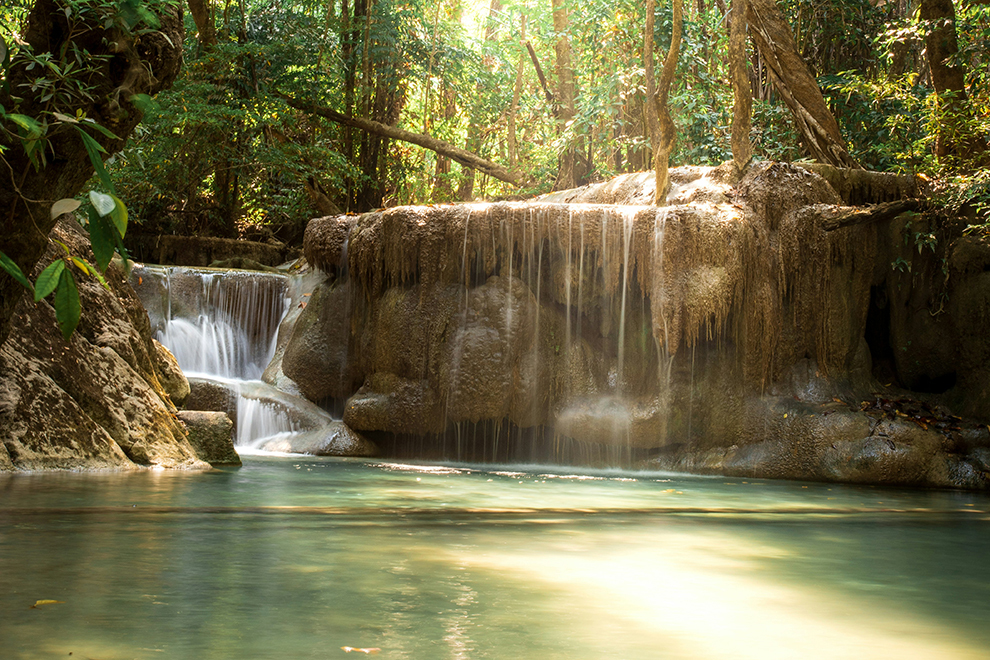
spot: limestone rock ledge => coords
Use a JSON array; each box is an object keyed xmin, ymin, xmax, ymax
[{"xmin": 0, "ymin": 221, "xmax": 209, "ymax": 471}]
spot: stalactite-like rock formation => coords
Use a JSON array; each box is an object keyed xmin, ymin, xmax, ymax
[{"xmin": 273, "ymin": 163, "xmax": 990, "ymax": 488}]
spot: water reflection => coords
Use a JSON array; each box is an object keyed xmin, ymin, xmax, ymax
[{"xmin": 1, "ymin": 457, "xmax": 989, "ymax": 659}]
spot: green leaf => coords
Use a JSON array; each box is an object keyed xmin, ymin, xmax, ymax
[
  {"xmin": 129, "ymin": 93, "xmax": 155, "ymax": 114},
  {"xmin": 0, "ymin": 252, "xmax": 35, "ymax": 293},
  {"xmin": 34, "ymin": 260, "xmax": 65, "ymax": 301},
  {"xmin": 51, "ymin": 197, "xmax": 81, "ymax": 220},
  {"xmin": 69, "ymin": 256, "xmax": 90, "ymax": 275},
  {"xmin": 79, "ymin": 118, "xmax": 119, "ymax": 141},
  {"xmin": 73, "ymin": 125, "xmax": 115, "ymax": 194},
  {"xmin": 71, "ymin": 257, "xmax": 109, "ymax": 290},
  {"xmin": 108, "ymin": 194, "xmax": 127, "ymax": 238},
  {"xmin": 87, "ymin": 208, "xmax": 116, "ymax": 272},
  {"xmin": 54, "ymin": 269, "xmax": 81, "ymax": 341},
  {"xmin": 5, "ymin": 113, "xmax": 42, "ymax": 138},
  {"xmin": 89, "ymin": 190, "xmax": 115, "ymax": 217}
]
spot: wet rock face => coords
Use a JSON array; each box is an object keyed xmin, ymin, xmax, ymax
[
  {"xmin": 258, "ymin": 421, "xmax": 377, "ymax": 457},
  {"xmin": 154, "ymin": 340, "xmax": 190, "ymax": 407},
  {"xmin": 304, "ymin": 215, "xmax": 355, "ymax": 275},
  {"xmin": 949, "ymin": 236, "xmax": 990, "ymax": 419},
  {"xmin": 178, "ymin": 411, "xmax": 240, "ymax": 466},
  {"xmin": 283, "ymin": 164, "xmax": 990, "ymax": 488},
  {"xmin": 0, "ymin": 221, "xmax": 208, "ymax": 471}
]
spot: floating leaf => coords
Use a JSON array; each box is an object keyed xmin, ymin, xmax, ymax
[
  {"xmin": 341, "ymin": 647, "xmax": 380, "ymax": 655},
  {"xmin": 89, "ymin": 190, "xmax": 115, "ymax": 217},
  {"xmin": 34, "ymin": 260, "xmax": 65, "ymax": 301},
  {"xmin": 0, "ymin": 252, "xmax": 34, "ymax": 293},
  {"xmin": 54, "ymin": 269, "xmax": 81, "ymax": 341},
  {"xmin": 50, "ymin": 197, "xmax": 81, "ymax": 219},
  {"xmin": 30, "ymin": 599, "xmax": 65, "ymax": 608}
]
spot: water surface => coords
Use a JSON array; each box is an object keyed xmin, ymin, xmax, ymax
[{"xmin": 2, "ymin": 456, "xmax": 989, "ymax": 659}]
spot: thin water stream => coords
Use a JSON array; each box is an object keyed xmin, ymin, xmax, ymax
[{"xmin": 2, "ymin": 456, "xmax": 989, "ymax": 659}]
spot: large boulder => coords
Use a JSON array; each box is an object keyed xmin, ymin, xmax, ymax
[
  {"xmin": 0, "ymin": 221, "xmax": 208, "ymax": 471},
  {"xmin": 178, "ymin": 410, "xmax": 240, "ymax": 466}
]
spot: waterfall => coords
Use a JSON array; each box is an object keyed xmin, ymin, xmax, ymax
[{"xmin": 135, "ymin": 265, "xmax": 303, "ymax": 449}]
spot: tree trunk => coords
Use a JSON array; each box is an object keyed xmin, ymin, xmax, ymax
[
  {"xmin": 0, "ymin": 0, "xmax": 184, "ymax": 347},
  {"xmin": 919, "ymin": 0, "xmax": 987, "ymax": 164},
  {"xmin": 745, "ymin": 0, "xmax": 860, "ymax": 168},
  {"xmin": 651, "ymin": 0, "xmax": 683, "ymax": 203},
  {"xmin": 729, "ymin": 0, "xmax": 753, "ymax": 179},
  {"xmin": 551, "ymin": 0, "xmax": 588, "ymax": 191},
  {"xmin": 644, "ymin": 0, "xmax": 660, "ymax": 169},
  {"xmin": 187, "ymin": 0, "xmax": 217, "ymax": 51},
  {"xmin": 432, "ymin": 84, "xmax": 458, "ymax": 201},
  {"xmin": 456, "ymin": 0, "xmax": 502, "ymax": 201},
  {"xmin": 508, "ymin": 15, "xmax": 528, "ymax": 168}
]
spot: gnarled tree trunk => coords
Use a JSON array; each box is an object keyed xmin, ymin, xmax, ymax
[
  {"xmin": 745, "ymin": 0, "xmax": 860, "ymax": 168},
  {"xmin": 729, "ymin": 0, "xmax": 753, "ymax": 179},
  {"xmin": 0, "ymin": 0, "xmax": 185, "ymax": 347}
]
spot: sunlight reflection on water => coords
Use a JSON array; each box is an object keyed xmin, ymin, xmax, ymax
[{"xmin": 1, "ymin": 455, "xmax": 989, "ymax": 659}]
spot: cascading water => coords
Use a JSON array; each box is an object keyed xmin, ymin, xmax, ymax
[
  {"xmin": 156, "ymin": 268, "xmax": 287, "ymax": 379},
  {"xmin": 134, "ymin": 265, "xmax": 304, "ymax": 449}
]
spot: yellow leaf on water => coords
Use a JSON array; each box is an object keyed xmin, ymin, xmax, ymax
[
  {"xmin": 30, "ymin": 599, "xmax": 65, "ymax": 608},
  {"xmin": 341, "ymin": 647, "xmax": 381, "ymax": 655}
]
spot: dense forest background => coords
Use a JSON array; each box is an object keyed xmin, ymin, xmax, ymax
[{"xmin": 2, "ymin": 0, "xmax": 988, "ymax": 247}]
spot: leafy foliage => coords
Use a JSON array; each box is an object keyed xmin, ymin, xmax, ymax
[{"xmin": 0, "ymin": 0, "xmax": 159, "ymax": 339}]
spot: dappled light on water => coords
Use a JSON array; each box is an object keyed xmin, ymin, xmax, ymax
[{"xmin": 2, "ymin": 456, "xmax": 989, "ymax": 659}]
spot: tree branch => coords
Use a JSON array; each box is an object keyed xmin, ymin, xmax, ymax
[{"xmin": 277, "ymin": 91, "xmax": 522, "ymax": 188}]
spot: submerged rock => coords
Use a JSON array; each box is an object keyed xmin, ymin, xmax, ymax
[{"xmin": 0, "ymin": 221, "xmax": 208, "ymax": 471}]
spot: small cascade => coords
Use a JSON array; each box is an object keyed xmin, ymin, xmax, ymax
[
  {"xmin": 133, "ymin": 265, "xmax": 306, "ymax": 449},
  {"xmin": 153, "ymin": 267, "xmax": 289, "ymax": 379},
  {"xmin": 235, "ymin": 390, "xmax": 302, "ymax": 448}
]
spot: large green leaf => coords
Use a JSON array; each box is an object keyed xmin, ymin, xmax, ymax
[
  {"xmin": 54, "ymin": 269, "xmax": 81, "ymax": 341},
  {"xmin": 5, "ymin": 113, "xmax": 42, "ymax": 138},
  {"xmin": 89, "ymin": 190, "xmax": 115, "ymax": 217},
  {"xmin": 87, "ymin": 208, "xmax": 116, "ymax": 272},
  {"xmin": 108, "ymin": 194, "xmax": 128, "ymax": 238},
  {"xmin": 0, "ymin": 252, "xmax": 34, "ymax": 293},
  {"xmin": 79, "ymin": 118, "xmax": 119, "ymax": 141},
  {"xmin": 73, "ymin": 125, "xmax": 115, "ymax": 195},
  {"xmin": 34, "ymin": 260, "xmax": 65, "ymax": 301}
]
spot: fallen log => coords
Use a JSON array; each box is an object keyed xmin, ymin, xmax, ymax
[
  {"xmin": 798, "ymin": 163, "xmax": 929, "ymax": 205},
  {"xmin": 818, "ymin": 199, "xmax": 923, "ymax": 232},
  {"xmin": 277, "ymin": 91, "xmax": 522, "ymax": 187}
]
